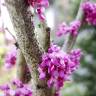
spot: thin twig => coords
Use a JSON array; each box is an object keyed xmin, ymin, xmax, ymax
[{"xmin": 5, "ymin": 27, "xmax": 17, "ymax": 41}]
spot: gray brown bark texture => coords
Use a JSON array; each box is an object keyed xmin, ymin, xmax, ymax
[
  {"xmin": 5, "ymin": 0, "xmax": 52, "ymax": 96},
  {"xmin": 16, "ymin": 49, "xmax": 31, "ymax": 83}
]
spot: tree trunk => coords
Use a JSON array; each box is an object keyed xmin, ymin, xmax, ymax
[{"xmin": 5, "ymin": 0, "xmax": 52, "ymax": 96}]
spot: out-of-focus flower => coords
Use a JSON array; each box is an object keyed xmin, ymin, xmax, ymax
[
  {"xmin": 82, "ymin": 2, "xmax": 96, "ymax": 25},
  {"xmin": 69, "ymin": 20, "xmax": 81, "ymax": 36},
  {"xmin": 4, "ymin": 46, "xmax": 17, "ymax": 69},
  {"xmin": 0, "ymin": 79, "xmax": 32, "ymax": 96},
  {"xmin": 56, "ymin": 22, "xmax": 69, "ymax": 36},
  {"xmin": 27, "ymin": 0, "xmax": 49, "ymax": 8},
  {"xmin": 27, "ymin": 0, "xmax": 49, "ymax": 21},
  {"xmin": 56, "ymin": 20, "xmax": 81, "ymax": 37}
]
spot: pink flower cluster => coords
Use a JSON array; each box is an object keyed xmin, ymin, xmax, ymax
[
  {"xmin": 56, "ymin": 20, "xmax": 81, "ymax": 37},
  {"xmin": 38, "ymin": 44, "xmax": 82, "ymax": 96},
  {"xmin": 4, "ymin": 46, "xmax": 17, "ymax": 69},
  {"xmin": 0, "ymin": 79, "xmax": 32, "ymax": 96},
  {"xmin": 82, "ymin": 2, "xmax": 96, "ymax": 25},
  {"xmin": 27, "ymin": 0, "xmax": 49, "ymax": 21}
]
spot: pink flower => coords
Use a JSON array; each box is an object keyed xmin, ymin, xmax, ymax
[
  {"xmin": 4, "ymin": 46, "xmax": 17, "ymax": 69},
  {"xmin": 0, "ymin": 84, "xmax": 10, "ymax": 91},
  {"xmin": 0, "ymin": 79, "xmax": 32, "ymax": 96},
  {"xmin": 56, "ymin": 22, "xmax": 69, "ymax": 36},
  {"xmin": 12, "ymin": 79, "xmax": 24, "ymax": 88},
  {"xmin": 27, "ymin": 0, "xmax": 49, "ymax": 7},
  {"xmin": 82, "ymin": 2, "xmax": 96, "ymax": 25},
  {"xmin": 27, "ymin": 0, "xmax": 49, "ymax": 21},
  {"xmin": 38, "ymin": 44, "xmax": 82, "ymax": 95},
  {"xmin": 69, "ymin": 20, "xmax": 81, "ymax": 36},
  {"xmin": 56, "ymin": 20, "xmax": 81, "ymax": 37}
]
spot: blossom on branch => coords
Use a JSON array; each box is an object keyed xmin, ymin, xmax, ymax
[
  {"xmin": 27, "ymin": 0, "xmax": 49, "ymax": 21},
  {"xmin": 56, "ymin": 20, "xmax": 81, "ymax": 37},
  {"xmin": 38, "ymin": 44, "xmax": 82, "ymax": 96}
]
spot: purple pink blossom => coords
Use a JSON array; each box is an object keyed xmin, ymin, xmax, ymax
[
  {"xmin": 0, "ymin": 79, "xmax": 32, "ymax": 96},
  {"xmin": 56, "ymin": 20, "xmax": 81, "ymax": 37},
  {"xmin": 82, "ymin": 1, "xmax": 96, "ymax": 25},
  {"xmin": 27, "ymin": 0, "xmax": 49, "ymax": 21},
  {"xmin": 4, "ymin": 46, "xmax": 17, "ymax": 69},
  {"xmin": 38, "ymin": 44, "xmax": 82, "ymax": 96}
]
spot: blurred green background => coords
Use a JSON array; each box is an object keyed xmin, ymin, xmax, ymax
[{"xmin": 0, "ymin": 0, "xmax": 96, "ymax": 96}]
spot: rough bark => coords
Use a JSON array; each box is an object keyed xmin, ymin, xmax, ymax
[
  {"xmin": 5, "ymin": 0, "xmax": 52, "ymax": 96},
  {"xmin": 40, "ymin": 21, "xmax": 50, "ymax": 51},
  {"xmin": 16, "ymin": 49, "xmax": 31, "ymax": 83}
]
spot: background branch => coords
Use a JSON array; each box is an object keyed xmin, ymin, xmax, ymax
[{"xmin": 63, "ymin": 0, "xmax": 87, "ymax": 53}]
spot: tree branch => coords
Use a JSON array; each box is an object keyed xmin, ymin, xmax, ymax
[
  {"xmin": 16, "ymin": 49, "xmax": 31, "ymax": 83},
  {"xmin": 5, "ymin": 0, "xmax": 51, "ymax": 95},
  {"xmin": 40, "ymin": 21, "xmax": 50, "ymax": 51},
  {"xmin": 63, "ymin": 0, "xmax": 87, "ymax": 53},
  {"xmin": 5, "ymin": 0, "xmax": 42, "ymax": 82}
]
